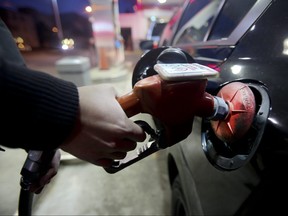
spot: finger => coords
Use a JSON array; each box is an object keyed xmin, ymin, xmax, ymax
[
  {"xmin": 28, "ymin": 167, "xmax": 56, "ymax": 194},
  {"xmin": 39, "ymin": 167, "xmax": 57, "ymax": 187},
  {"xmin": 29, "ymin": 183, "xmax": 42, "ymax": 194},
  {"xmin": 51, "ymin": 150, "xmax": 61, "ymax": 169},
  {"xmin": 125, "ymin": 119, "xmax": 147, "ymax": 142},
  {"xmin": 112, "ymin": 139, "xmax": 137, "ymax": 152},
  {"xmin": 34, "ymin": 186, "xmax": 44, "ymax": 194},
  {"xmin": 28, "ymin": 151, "xmax": 61, "ymax": 194},
  {"xmin": 110, "ymin": 151, "xmax": 127, "ymax": 159},
  {"xmin": 94, "ymin": 158, "xmax": 113, "ymax": 168}
]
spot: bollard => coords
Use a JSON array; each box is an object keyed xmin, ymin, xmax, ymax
[{"xmin": 55, "ymin": 56, "xmax": 91, "ymax": 87}]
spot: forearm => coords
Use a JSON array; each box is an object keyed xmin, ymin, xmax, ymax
[{"xmin": 0, "ymin": 59, "xmax": 79, "ymax": 150}]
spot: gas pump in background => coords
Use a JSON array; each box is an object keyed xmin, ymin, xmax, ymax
[{"xmin": 18, "ymin": 47, "xmax": 270, "ymax": 215}]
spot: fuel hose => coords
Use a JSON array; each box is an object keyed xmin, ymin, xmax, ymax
[{"xmin": 18, "ymin": 189, "xmax": 33, "ymax": 216}]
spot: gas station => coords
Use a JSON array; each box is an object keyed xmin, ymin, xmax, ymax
[{"xmin": 0, "ymin": 0, "xmax": 282, "ymax": 215}]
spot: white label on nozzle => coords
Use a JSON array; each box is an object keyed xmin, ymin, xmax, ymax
[{"xmin": 154, "ymin": 63, "xmax": 218, "ymax": 81}]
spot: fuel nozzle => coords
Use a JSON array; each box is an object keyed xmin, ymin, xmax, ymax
[
  {"xmin": 105, "ymin": 47, "xmax": 270, "ymax": 173},
  {"xmin": 106, "ymin": 60, "xmax": 234, "ymax": 173}
]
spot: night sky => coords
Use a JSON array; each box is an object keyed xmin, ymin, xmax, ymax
[
  {"xmin": 0, "ymin": 0, "xmax": 136, "ymax": 15},
  {"xmin": 118, "ymin": 0, "xmax": 137, "ymax": 13}
]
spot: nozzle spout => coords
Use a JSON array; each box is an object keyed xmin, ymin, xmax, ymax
[{"xmin": 210, "ymin": 97, "xmax": 229, "ymax": 120}]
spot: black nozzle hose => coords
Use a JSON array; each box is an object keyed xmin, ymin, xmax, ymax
[{"xmin": 18, "ymin": 189, "xmax": 33, "ymax": 216}]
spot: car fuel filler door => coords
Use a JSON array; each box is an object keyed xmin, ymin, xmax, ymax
[{"xmin": 201, "ymin": 80, "xmax": 271, "ymax": 170}]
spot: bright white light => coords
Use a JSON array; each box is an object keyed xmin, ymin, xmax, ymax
[
  {"xmin": 85, "ymin": 6, "xmax": 92, "ymax": 13},
  {"xmin": 62, "ymin": 44, "xmax": 69, "ymax": 50},
  {"xmin": 268, "ymin": 117, "xmax": 279, "ymax": 125},
  {"xmin": 231, "ymin": 65, "xmax": 242, "ymax": 75},
  {"xmin": 283, "ymin": 38, "xmax": 288, "ymax": 55},
  {"xmin": 239, "ymin": 57, "xmax": 251, "ymax": 60},
  {"xmin": 158, "ymin": 0, "xmax": 167, "ymax": 3},
  {"xmin": 61, "ymin": 38, "xmax": 74, "ymax": 50},
  {"xmin": 250, "ymin": 25, "xmax": 256, "ymax": 31},
  {"xmin": 150, "ymin": 16, "xmax": 156, "ymax": 22}
]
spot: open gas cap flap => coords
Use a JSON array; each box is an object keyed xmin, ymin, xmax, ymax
[{"xmin": 201, "ymin": 79, "xmax": 271, "ymax": 171}]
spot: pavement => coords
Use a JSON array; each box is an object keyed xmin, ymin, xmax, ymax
[{"xmin": 0, "ymin": 50, "xmax": 172, "ymax": 215}]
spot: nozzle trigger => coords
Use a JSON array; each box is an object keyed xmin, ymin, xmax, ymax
[{"xmin": 104, "ymin": 120, "xmax": 163, "ymax": 174}]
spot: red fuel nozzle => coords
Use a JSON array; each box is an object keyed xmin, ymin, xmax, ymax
[
  {"xmin": 119, "ymin": 75, "xmax": 215, "ymax": 120},
  {"xmin": 118, "ymin": 74, "xmax": 216, "ymax": 146},
  {"xmin": 106, "ymin": 68, "xmax": 257, "ymax": 173},
  {"xmin": 104, "ymin": 73, "xmax": 219, "ymax": 173},
  {"xmin": 118, "ymin": 76, "xmax": 256, "ymax": 145},
  {"xmin": 105, "ymin": 47, "xmax": 260, "ymax": 173}
]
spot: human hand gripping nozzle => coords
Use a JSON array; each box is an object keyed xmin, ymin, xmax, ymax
[{"xmin": 105, "ymin": 47, "xmax": 264, "ymax": 174}]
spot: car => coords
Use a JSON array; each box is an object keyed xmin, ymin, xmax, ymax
[
  {"xmin": 139, "ymin": 7, "xmax": 185, "ymax": 51},
  {"xmin": 153, "ymin": 0, "xmax": 288, "ymax": 215},
  {"xmin": 139, "ymin": 20, "xmax": 167, "ymax": 50}
]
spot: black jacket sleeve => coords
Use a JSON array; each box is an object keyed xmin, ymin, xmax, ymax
[
  {"xmin": 0, "ymin": 18, "xmax": 79, "ymax": 151},
  {"xmin": 0, "ymin": 59, "xmax": 79, "ymax": 150}
]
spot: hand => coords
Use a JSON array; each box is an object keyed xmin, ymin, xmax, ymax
[
  {"xmin": 29, "ymin": 150, "xmax": 61, "ymax": 194},
  {"xmin": 60, "ymin": 84, "xmax": 146, "ymax": 167}
]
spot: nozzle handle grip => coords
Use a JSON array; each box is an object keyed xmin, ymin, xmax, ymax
[{"xmin": 117, "ymin": 91, "xmax": 141, "ymax": 117}]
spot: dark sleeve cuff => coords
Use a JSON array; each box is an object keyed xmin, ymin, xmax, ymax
[{"xmin": 0, "ymin": 59, "xmax": 79, "ymax": 150}]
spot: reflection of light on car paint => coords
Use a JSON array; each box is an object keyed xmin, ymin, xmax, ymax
[
  {"xmin": 250, "ymin": 25, "xmax": 256, "ymax": 31},
  {"xmin": 231, "ymin": 65, "xmax": 242, "ymax": 74},
  {"xmin": 207, "ymin": 63, "xmax": 220, "ymax": 72},
  {"xmin": 239, "ymin": 57, "xmax": 251, "ymax": 60},
  {"xmin": 268, "ymin": 117, "xmax": 279, "ymax": 125},
  {"xmin": 282, "ymin": 38, "xmax": 288, "ymax": 55}
]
